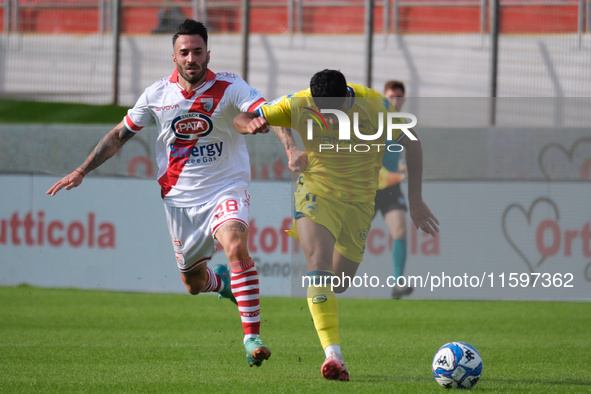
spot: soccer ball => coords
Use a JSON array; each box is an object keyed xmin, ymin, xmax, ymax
[{"xmin": 432, "ymin": 342, "xmax": 483, "ymax": 389}]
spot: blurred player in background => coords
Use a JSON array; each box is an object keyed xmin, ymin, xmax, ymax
[
  {"xmin": 234, "ymin": 69, "xmax": 439, "ymax": 381},
  {"xmin": 375, "ymin": 80, "xmax": 413, "ymax": 298},
  {"xmin": 46, "ymin": 19, "xmax": 271, "ymax": 367}
]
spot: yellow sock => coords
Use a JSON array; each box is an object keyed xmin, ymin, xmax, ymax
[{"xmin": 306, "ymin": 271, "xmax": 340, "ymax": 349}]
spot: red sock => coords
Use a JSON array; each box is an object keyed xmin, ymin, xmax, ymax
[
  {"xmin": 201, "ymin": 266, "xmax": 222, "ymax": 293},
  {"xmin": 230, "ymin": 258, "xmax": 260, "ymax": 336}
]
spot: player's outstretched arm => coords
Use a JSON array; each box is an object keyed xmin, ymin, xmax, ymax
[
  {"xmin": 233, "ymin": 112, "xmax": 270, "ymax": 135},
  {"xmin": 399, "ymin": 130, "xmax": 439, "ymax": 236},
  {"xmin": 46, "ymin": 121, "xmax": 135, "ymax": 196},
  {"xmin": 272, "ymin": 127, "xmax": 307, "ymax": 172}
]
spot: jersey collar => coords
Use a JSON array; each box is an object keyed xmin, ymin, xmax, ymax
[
  {"xmin": 346, "ymin": 85, "xmax": 355, "ymax": 111},
  {"xmin": 170, "ymin": 69, "xmax": 216, "ymax": 99}
]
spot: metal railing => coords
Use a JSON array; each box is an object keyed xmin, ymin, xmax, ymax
[{"xmin": 2, "ymin": 0, "xmax": 588, "ymax": 34}]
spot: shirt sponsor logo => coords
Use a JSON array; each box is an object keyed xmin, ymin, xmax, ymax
[
  {"xmin": 155, "ymin": 104, "xmax": 180, "ymax": 111},
  {"xmin": 171, "ymin": 113, "xmax": 213, "ymax": 140},
  {"xmin": 170, "ymin": 142, "xmax": 224, "ymax": 160}
]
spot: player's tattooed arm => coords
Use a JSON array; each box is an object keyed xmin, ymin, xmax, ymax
[
  {"xmin": 46, "ymin": 121, "xmax": 135, "ymax": 196},
  {"xmin": 272, "ymin": 126, "xmax": 296, "ymax": 151},
  {"xmin": 272, "ymin": 127, "xmax": 308, "ymax": 173},
  {"xmin": 79, "ymin": 121, "xmax": 135, "ymax": 175}
]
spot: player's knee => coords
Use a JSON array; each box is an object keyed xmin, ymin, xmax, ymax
[
  {"xmin": 307, "ymin": 252, "xmax": 333, "ymax": 271},
  {"xmin": 391, "ymin": 228, "xmax": 407, "ymax": 239},
  {"xmin": 223, "ymin": 240, "xmax": 249, "ymax": 261}
]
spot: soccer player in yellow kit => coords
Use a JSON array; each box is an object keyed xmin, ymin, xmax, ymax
[{"xmin": 234, "ymin": 69, "xmax": 439, "ymax": 381}]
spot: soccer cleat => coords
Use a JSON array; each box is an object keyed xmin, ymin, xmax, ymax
[
  {"xmin": 321, "ymin": 357, "xmax": 350, "ymax": 381},
  {"xmin": 391, "ymin": 285, "xmax": 414, "ymax": 299},
  {"xmin": 212, "ymin": 264, "xmax": 237, "ymax": 305},
  {"xmin": 244, "ymin": 337, "xmax": 271, "ymax": 367}
]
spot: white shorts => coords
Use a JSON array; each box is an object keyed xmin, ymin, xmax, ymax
[{"xmin": 164, "ymin": 187, "xmax": 251, "ymax": 272}]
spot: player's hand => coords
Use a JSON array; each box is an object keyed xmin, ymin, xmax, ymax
[
  {"xmin": 245, "ymin": 116, "xmax": 270, "ymax": 134},
  {"xmin": 46, "ymin": 170, "xmax": 85, "ymax": 196},
  {"xmin": 409, "ymin": 199, "xmax": 439, "ymax": 237},
  {"xmin": 385, "ymin": 171, "xmax": 405, "ymax": 187},
  {"xmin": 287, "ymin": 148, "xmax": 308, "ymax": 172}
]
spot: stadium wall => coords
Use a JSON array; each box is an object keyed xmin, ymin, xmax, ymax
[
  {"xmin": 1, "ymin": 175, "xmax": 590, "ymax": 300},
  {"xmin": 1, "ymin": 99, "xmax": 590, "ymax": 301}
]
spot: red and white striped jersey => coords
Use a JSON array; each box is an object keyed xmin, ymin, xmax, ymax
[{"xmin": 124, "ymin": 69, "xmax": 265, "ymax": 207}]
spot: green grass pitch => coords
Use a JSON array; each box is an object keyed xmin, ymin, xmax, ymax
[
  {"xmin": 1, "ymin": 99, "xmax": 591, "ymax": 391},
  {"xmin": 1, "ymin": 286, "xmax": 590, "ymax": 393},
  {"xmin": 0, "ymin": 99, "xmax": 128, "ymax": 124}
]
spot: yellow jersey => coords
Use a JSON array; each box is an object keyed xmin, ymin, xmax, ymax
[{"xmin": 258, "ymin": 84, "xmax": 406, "ymax": 202}]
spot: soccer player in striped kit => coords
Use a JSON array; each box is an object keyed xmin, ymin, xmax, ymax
[{"xmin": 47, "ymin": 19, "xmax": 271, "ymax": 367}]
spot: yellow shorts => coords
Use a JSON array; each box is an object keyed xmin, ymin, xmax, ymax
[{"xmin": 289, "ymin": 180, "xmax": 374, "ymax": 264}]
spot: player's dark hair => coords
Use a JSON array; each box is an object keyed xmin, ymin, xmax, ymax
[
  {"xmin": 310, "ymin": 69, "xmax": 348, "ymax": 110},
  {"xmin": 172, "ymin": 19, "xmax": 208, "ymax": 47},
  {"xmin": 384, "ymin": 80, "xmax": 405, "ymax": 94}
]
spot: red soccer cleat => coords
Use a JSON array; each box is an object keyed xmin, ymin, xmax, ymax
[{"xmin": 321, "ymin": 357, "xmax": 350, "ymax": 381}]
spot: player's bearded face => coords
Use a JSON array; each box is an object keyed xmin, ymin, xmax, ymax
[
  {"xmin": 178, "ymin": 54, "xmax": 208, "ymax": 85},
  {"xmin": 173, "ymin": 35, "xmax": 210, "ymax": 86}
]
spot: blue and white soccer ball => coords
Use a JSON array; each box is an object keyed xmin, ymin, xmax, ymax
[{"xmin": 432, "ymin": 342, "xmax": 483, "ymax": 389}]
